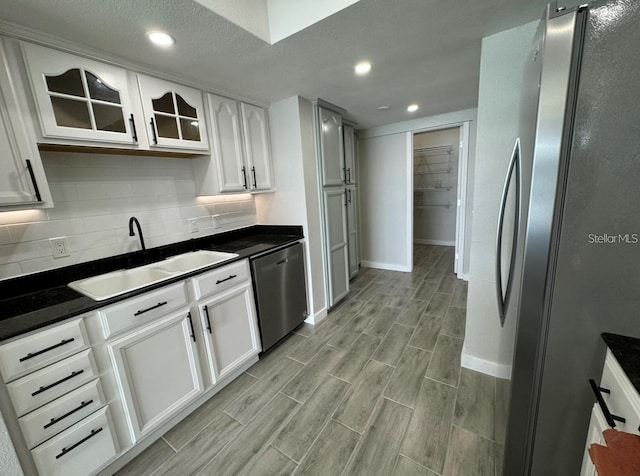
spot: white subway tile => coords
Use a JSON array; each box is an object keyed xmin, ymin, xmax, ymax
[
  {"xmin": 0, "ymin": 263, "xmax": 22, "ymax": 281},
  {"xmin": 0, "ymin": 240, "xmax": 52, "ymax": 263},
  {"xmin": 7, "ymin": 218, "xmax": 85, "ymax": 243},
  {"xmin": 48, "ymin": 183, "xmax": 79, "ymax": 202}
]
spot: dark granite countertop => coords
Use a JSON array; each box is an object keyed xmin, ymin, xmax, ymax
[
  {"xmin": 602, "ymin": 333, "xmax": 640, "ymax": 395},
  {"xmin": 0, "ymin": 225, "xmax": 303, "ymax": 341}
]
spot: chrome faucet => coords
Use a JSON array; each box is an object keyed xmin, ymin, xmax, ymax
[{"xmin": 128, "ymin": 217, "xmax": 146, "ymax": 251}]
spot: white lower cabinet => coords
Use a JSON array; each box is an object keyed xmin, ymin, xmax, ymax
[
  {"xmin": 580, "ymin": 349, "xmax": 640, "ymax": 475},
  {"xmin": 31, "ymin": 406, "xmax": 118, "ymax": 476},
  {"xmin": 197, "ymin": 281, "xmax": 260, "ymax": 382},
  {"xmin": 108, "ymin": 309, "xmax": 203, "ymax": 442}
]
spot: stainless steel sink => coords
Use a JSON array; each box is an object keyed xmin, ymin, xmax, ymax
[
  {"xmin": 157, "ymin": 250, "xmax": 238, "ymax": 274},
  {"xmin": 68, "ymin": 250, "xmax": 239, "ymax": 301}
]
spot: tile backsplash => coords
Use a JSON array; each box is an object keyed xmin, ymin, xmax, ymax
[{"xmin": 0, "ymin": 151, "xmax": 257, "ymax": 280}]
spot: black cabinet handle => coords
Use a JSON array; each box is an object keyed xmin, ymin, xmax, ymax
[
  {"xmin": 241, "ymin": 166, "xmax": 248, "ymax": 189},
  {"xmin": 203, "ymin": 305, "xmax": 212, "ymax": 334},
  {"xmin": 347, "ymin": 167, "xmax": 351, "ymax": 184},
  {"xmin": 20, "ymin": 338, "xmax": 75, "ymax": 362},
  {"xmin": 150, "ymin": 117, "xmax": 158, "ymax": 144},
  {"xmin": 25, "ymin": 160, "xmax": 42, "ymax": 202},
  {"xmin": 134, "ymin": 301, "xmax": 167, "ymax": 316},
  {"xmin": 348, "ymin": 188, "xmax": 352, "ymax": 203},
  {"xmin": 343, "ymin": 166, "xmax": 347, "ymax": 184},
  {"xmin": 55, "ymin": 427, "xmax": 102, "ymax": 459},
  {"xmin": 251, "ymin": 166, "xmax": 257, "ymax": 188},
  {"xmin": 344, "ymin": 189, "xmax": 348, "ymax": 207},
  {"xmin": 32, "ymin": 370, "xmax": 84, "ymax": 397},
  {"xmin": 129, "ymin": 114, "xmax": 138, "ymax": 142},
  {"xmin": 187, "ymin": 312, "xmax": 196, "ymax": 342},
  {"xmin": 44, "ymin": 399, "xmax": 94, "ymax": 429},
  {"xmin": 216, "ymin": 274, "xmax": 237, "ymax": 285},
  {"xmin": 589, "ymin": 379, "xmax": 626, "ymax": 428}
]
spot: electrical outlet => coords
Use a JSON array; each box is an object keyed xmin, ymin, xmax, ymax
[
  {"xmin": 49, "ymin": 237, "xmax": 70, "ymax": 258},
  {"xmin": 189, "ymin": 218, "xmax": 199, "ymax": 233}
]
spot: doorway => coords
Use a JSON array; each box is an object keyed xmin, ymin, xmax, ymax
[{"xmin": 412, "ymin": 125, "xmax": 468, "ymax": 276}]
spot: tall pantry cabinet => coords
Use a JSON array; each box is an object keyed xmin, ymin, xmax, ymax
[{"xmin": 314, "ymin": 101, "xmax": 359, "ymax": 308}]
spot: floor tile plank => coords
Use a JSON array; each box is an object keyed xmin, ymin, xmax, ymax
[
  {"xmin": 424, "ymin": 292, "xmax": 453, "ymax": 317},
  {"xmin": 442, "ymin": 426, "xmax": 495, "ymax": 476},
  {"xmin": 333, "ymin": 359, "xmax": 394, "ymax": 433},
  {"xmin": 200, "ymin": 393, "xmax": 299, "ymax": 476},
  {"xmin": 363, "ymin": 306, "xmax": 401, "ymax": 339},
  {"xmin": 274, "ymin": 376, "xmax": 349, "ymax": 462},
  {"xmin": 282, "ymin": 345, "xmax": 345, "ymax": 403},
  {"xmin": 153, "ymin": 413, "xmax": 242, "ymax": 476},
  {"xmin": 401, "ymin": 378, "xmax": 456, "ymax": 473},
  {"xmin": 454, "ymin": 368, "xmax": 496, "ymax": 440},
  {"xmin": 441, "ymin": 306, "xmax": 465, "ymax": 338},
  {"xmin": 384, "ymin": 346, "xmax": 432, "ymax": 408},
  {"xmin": 225, "ymin": 358, "xmax": 303, "ymax": 424},
  {"xmin": 408, "ymin": 315, "xmax": 443, "ymax": 351},
  {"xmin": 393, "ymin": 455, "xmax": 439, "ymax": 475},
  {"xmin": 294, "ymin": 420, "xmax": 359, "ymax": 476},
  {"xmin": 163, "ymin": 372, "xmax": 257, "ymax": 450},
  {"xmin": 372, "ymin": 324, "xmax": 414, "ymax": 366},
  {"xmin": 331, "ymin": 333, "xmax": 381, "ymax": 383},
  {"xmin": 425, "ymin": 335, "xmax": 463, "ymax": 387},
  {"xmin": 242, "ymin": 447, "xmax": 297, "ymax": 476},
  {"xmin": 246, "ymin": 333, "xmax": 307, "ymax": 379},
  {"xmin": 396, "ymin": 299, "xmax": 428, "ymax": 327},
  {"xmin": 115, "ymin": 439, "xmax": 174, "ymax": 476},
  {"xmin": 344, "ymin": 398, "xmax": 413, "ymax": 476}
]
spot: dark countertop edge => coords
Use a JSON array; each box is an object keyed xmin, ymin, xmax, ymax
[
  {"xmin": 0, "ymin": 225, "xmax": 303, "ymax": 341},
  {"xmin": 601, "ymin": 333, "xmax": 640, "ymax": 395}
]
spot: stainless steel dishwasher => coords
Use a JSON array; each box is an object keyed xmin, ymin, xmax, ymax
[{"xmin": 250, "ymin": 242, "xmax": 308, "ymax": 353}]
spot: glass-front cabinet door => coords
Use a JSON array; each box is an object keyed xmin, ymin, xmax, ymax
[
  {"xmin": 21, "ymin": 43, "xmax": 137, "ymax": 145},
  {"xmin": 137, "ymin": 74, "xmax": 209, "ymax": 151}
]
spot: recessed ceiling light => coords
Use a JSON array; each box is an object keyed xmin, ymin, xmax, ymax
[
  {"xmin": 376, "ymin": 106, "xmax": 390, "ymax": 111},
  {"xmin": 147, "ymin": 31, "xmax": 175, "ymax": 48},
  {"xmin": 354, "ymin": 61, "xmax": 372, "ymax": 75},
  {"xmin": 407, "ymin": 104, "xmax": 419, "ymax": 112}
]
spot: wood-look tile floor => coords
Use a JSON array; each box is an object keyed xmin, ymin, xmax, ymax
[{"xmin": 118, "ymin": 245, "xmax": 506, "ymax": 476}]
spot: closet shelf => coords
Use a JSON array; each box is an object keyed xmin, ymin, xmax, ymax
[
  {"xmin": 415, "ymin": 204, "xmax": 451, "ymax": 209},
  {"xmin": 415, "ymin": 187, "xmax": 452, "ymax": 192}
]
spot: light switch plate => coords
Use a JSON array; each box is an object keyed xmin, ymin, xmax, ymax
[{"xmin": 189, "ymin": 218, "xmax": 199, "ymax": 233}]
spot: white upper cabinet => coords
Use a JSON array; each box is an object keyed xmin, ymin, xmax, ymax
[
  {"xmin": 208, "ymin": 93, "xmax": 247, "ymax": 192},
  {"xmin": 240, "ymin": 103, "xmax": 273, "ymax": 191},
  {"xmin": 21, "ymin": 43, "xmax": 137, "ymax": 145},
  {"xmin": 0, "ymin": 40, "xmax": 51, "ymax": 208},
  {"xmin": 318, "ymin": 107, "xmax": 344, "ymax": 187},
  {"xmin": 137, "ymin": 74, "xmax": 209, "ymax": 151}
]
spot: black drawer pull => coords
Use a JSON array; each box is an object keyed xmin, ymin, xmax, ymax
[
  {"xmin": 216, "ymin": 275, "xmax": 237, "ymax": 285},
  {"xmin": 589, "ymin": 379, "xmax": 626, "ymax": 428},
  {"xmin": 150, "ymin": 117, "xmax": 158, "ymax": 144},
  {"xmin": 187, "ymin": 312, "xmax": 196, "ymax": 342},
  {"xmin": 134, "ymin": 301, "xmax": 168, "ymax": 316},
  {"xmin": 32, "ymin": 370, "xmax": 84, "ymax": 397},
  {"xmin": 129, "ymin": 114, "xmax": 138, "ymax": 142},
  {"xmin": 203, "ymin": 305, "xmax": 212, "ymax": 334},
  {"xmin": 241, "ymin": 166, "xmax": 248, "ymax": 189},
  {"xmin": 20, "ymin": 338, "xmax": 75, "ymax": 362},
  {"xmin": 44, "ymin": 399, "xmax": 94, "ymax": 429},
  {"xmin": 55, "ymin": 427, "xmax": 103, "ymax": 459},
  {"xmin": 251, "ymin": 166, "xmax": 257, "ymax": 189},
  {"xmin": 25, "ymin": 159, "xmax": 42, "ymax": 201}
]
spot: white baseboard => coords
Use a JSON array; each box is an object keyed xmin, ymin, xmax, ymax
[
  {"xmin": 361, "ymin": 260, "xmax": 411, "ymax": 272},
  {"xmin": 461, "ymin": 349, "xmax": 512, "ymax": 380},
  {"xmin": 413, "ymin": 239, "xmax": 455, "ymax": 246},
  {"xmin": 458, "ymin": 272, "xmax": 470, "ymax": 282},
  {"xmin": 305, "ymin": 307, "xmax": 327, "ymax": 326}
]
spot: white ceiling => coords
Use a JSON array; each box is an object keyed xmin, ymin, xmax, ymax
[{"xmin": 0, "ymin": 0, "xmax": 554, "ymax": 128}]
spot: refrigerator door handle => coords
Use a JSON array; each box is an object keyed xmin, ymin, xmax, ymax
[{"xmin": 495, "ymin": 138, "xmax": 521, "ymax": 327}]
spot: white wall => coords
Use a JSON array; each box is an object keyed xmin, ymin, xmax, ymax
[
  {"xmin": 0, "ymin": 152, "xmax": 256, "ymax": 280},
  {"xmin": 255, "ymin": 96, "xmax": 327, "ymax": 322},
  {"xmin": 413, "ymin": 127, "xmax": 460, "ymax": 245},
  {"xmin": 358, "ymin": 133, "xmax": 410, "ymax": 271},
  {"xmin": 358, "ymin": 108, "xmax": 477, "ymax": 274},
  {"xmin": 462, "ymin": 21, "xmax": 538, "ymax": 378},
  {"xmin": 0, "ymin": 411, "xmax": 22, "ymax": 476}
]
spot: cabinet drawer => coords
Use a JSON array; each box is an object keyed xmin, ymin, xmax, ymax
[
  {"xmin": 31, "ymin": 406, "xmax": 118, "ymax": 476},
  {"xmin": 599, "ymin": 350, "xmax": 640, "ymax": 434},
  {"xmin": 192, "ymin": 260, "xmax": 249, "ymax": 299},
  {"xmin": 8, "ymin": 349, "xmax": 97, "ymax": 417},
  {"xmin": 99, "ymin": 282, "xmax": 188, "ymax": 338},
  {"xmin": 0, "ymin": 318, "xmax": 89, "ymax": 382},
  {"xmin": 19, "ymin": 379, "xmax": 105, "ymax": 449}
]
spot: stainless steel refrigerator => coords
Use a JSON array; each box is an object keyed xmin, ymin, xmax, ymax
[{"xmin": 496, "ymin": 1, "xmax": 640, "ymax": 474}]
